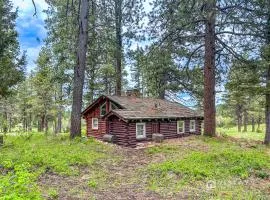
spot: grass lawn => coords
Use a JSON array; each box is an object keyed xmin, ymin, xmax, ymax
[
  {"xmin": 217, "ymin": 125, "xmax": 265, "ymax": 141},
  {"xmin": 0, "ymin": 131, "xmax": 270, "ymax": 199}
]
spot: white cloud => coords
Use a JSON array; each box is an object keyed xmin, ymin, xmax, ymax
[
  {"xmin": 12, "ymin": 0, "xmax": 48, "ymax": 18},
  {"xmin": 26, "ymin": 45, "xmax": 42, "ymax": 71},
  {"xmin": 11, "ymin": 0, "xmax": 48, "ymax": 73}
]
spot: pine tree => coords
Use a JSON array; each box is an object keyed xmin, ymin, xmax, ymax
[{"xmin": 0, "ymin": 0, "xmax": 25, "ymax": 97}]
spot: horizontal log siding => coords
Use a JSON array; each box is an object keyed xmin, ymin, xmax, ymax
[
  {"xmin": 85, "ymin": 98, "xmax": 110, "ymax": 139},
  {"xmin": 109, "ymin": 117, "xmax": 128, "ymax": 146},
  {"xmin": 127, "ymin": 122, "xmax": 159, "ymax": 147},
  {"xmin": 160, "ymin": 121, "xmax": 178, "ymax": 139},
  {"xmin": 111, "ymin": 119, "xmax": 202, "ymax": 147},
  {"xmin": 156, "ymin": 119, "xmax": 202, "ymax": 140}
]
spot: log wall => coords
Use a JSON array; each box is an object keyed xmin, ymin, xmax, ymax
[
  {"xmin": 85, "ymin": 98, "xmax": 110, "ymax": 139},
  {"xmin": 108, "ymin": 116, "xmax": 129, "ymax": 146},
  {"xmin": 125, "ymin": 119, "xmax": 202, "ymax": 147},
  {"xmin": 85, "ymin": 99, "xmax": 203, "ymax": 147}
]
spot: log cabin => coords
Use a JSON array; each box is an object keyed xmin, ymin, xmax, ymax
[{"xmin": 82, "ymin": 92, "xmax": 203, "ymax": 147}]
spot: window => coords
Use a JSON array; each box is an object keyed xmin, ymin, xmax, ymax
[
  {"xmin": 92, "ymin": 118, "xmax": 98, "ymax": 130},
  {"xmin": 110, "ymin": 102, "xmax": 118, "ymax": 111},
  {"xmin": 177, "ymin": 121, "xmax": 185, "ymax": 134},
  {"xmin": 100, "ymin": 103, "xmax": 106, "ymax": 116},
  {"xmin": 190, "ymin": 120, "xmax": 196, "ymax": 132},
  {"xmin": 136, "ymin": 123, "xmax": 146, "ymax": 139}
]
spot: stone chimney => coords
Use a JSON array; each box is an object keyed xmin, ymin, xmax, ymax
[{"xmin": 126, "ymin": 89, "xmax": 141, "ymax": 97}]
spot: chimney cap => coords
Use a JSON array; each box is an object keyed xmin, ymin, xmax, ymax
[{"xmin": 125, "ymin": 89, "xmax": 141, "ymax": 97}]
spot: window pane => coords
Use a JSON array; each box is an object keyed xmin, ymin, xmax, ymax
[
  {"xmin": 100, "ymin": 104, "xmax": 106, "ymax": 116},
  {"xmin": 178, "ymin": 121, "xmax": 184, "ymax": 133},
  {"xmin": 92, "ymin": 118, "xmax": 98, "ymax": 129},
  {"xmin": 136, "ymin": 123, "xmax": 145, "ymax": 138}
]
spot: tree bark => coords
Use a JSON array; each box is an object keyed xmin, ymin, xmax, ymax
[
  {"xmin": 243, "ymin": 109, "xmax": 248, "ymax": 132},
  {"xmin": 114, "ymin": 0, "xmax": 122, "ymax": 96},
  {"xmin": 257, "ymin": 116, "xmax": 262, "ymax": 132},
  {"xmin": 264, "ymin": 0, "xmax": 270, "ymax": 145},
  {"xmin": 203, "ymin": 0, "xmax": 216, "ymax": 137},
  {"xmin": 56, "ymin": 85, "xmax": 63, "ymax": 134},
  {"xmin": 251, "ymin": 116, "xmax": 255, "ymax": 132},
  {"xmin": 236, "ymin": 104, "xmax": 242, "ymax": 132},
  {"xmin": 38, "ymin": 120, "xmax": 41, "ymax": 132},
  {"xmin": 0, "ymin": 135, "xmax": 3, "ymax": 146},
  {"xmin": 70, "ymin": 0, "xmax": 90, "ymax": 138},
  {"xmin": 45, "ymin": 117, "xmax": 48, "ymax": 134},
  {"xmin": 87, "ymin": 0, "xmax": 97, "ymax": 103},
  {"xmin": 41, "ymin": 115, "xmax": 45, "ymax": 132},
  {"xmin": 28, "ymin": 113, "xmax": 32, "ymax": 131},
  {"xmin": 8, "ymin": 114, "xmax": 12, "ymax": 133},
  {"xmin": 158, "ymin": 72, "xmax": 167, "ymax": 99},
  {"xmin": 3, "ymin": 111, "xmax": 8, "ymax": 133},
  {"xmin": 57, "ymin": 110, "xmax": 62, "ymax": 133}
]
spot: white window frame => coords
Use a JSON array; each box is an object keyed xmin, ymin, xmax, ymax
[
  {"xmin": 177, "ymin": 120, "xmax": 185, "ymax": 134},
  {"xmin": 92, "ymin": 118, "xmax": 99, "ymax": 130},
  {"xmin": 190, "ymin": 120, "xmax": 196, "ymax": 132},
  {"xmin": 136, "ymin": 123, "xmax": 146, "ymax": 139},
  {"xmin": 100, "ymin": 102, "xmax": 106, "ymax": 117}
]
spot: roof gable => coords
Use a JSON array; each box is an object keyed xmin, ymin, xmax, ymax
[
  {"xmin": 82, "ymin": 95, "xmax": 203, "ymax": 120},
  {"xmin": 81, "ymin": 95, "xmax": 124, "ymax": 116}
]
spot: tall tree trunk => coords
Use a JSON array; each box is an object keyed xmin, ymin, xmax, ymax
[
  {"xmin": 22, "ymin": 106, "xmax": 27, "ymax": 132},
  {"xmin": 264, "ymin": 0, "xmax": 270, "ymax": 145},
  {"xmin": 203, "ymin": 0, "xmax": 216, "ymax": 136},
  {"xmin": 237, "ymin": 118, "xmax": 242, "ymax": 132},
  {"xmin": 3, "ymin": 111, "xmax": 8, "ymax": 133},
  {"xmin": 28, "ymin": 113, "xmax": 32, "ymax": 131},
  {"xmin": 45, "ymin": 116, "xmax": 48, "ymax": 134},
  {"xmin": 243, "ymin": 109, "xmax": 248, "ymax": 132},
  {"xmin": 8, "ymin": 114, "xmax": 12, "ymax": 133},
  {"xmin": 236, "ymin": 105, "xmax": 242, "ymax": 132},
  {"xmin": 70, "ymin": 0, "xmax": 90, "ymax": 138},
  {"xmin": 115, "ymin": 0, "xmax": 122, "ymax": 96},
  {"xmin": 57, "ymin": 110, "xmax": 62, "ymax": 134},
  {"xmin": 56, "ymin": 85, "xmax": 63, "ymax": 134},
  {"xmin": 257, "ymin": 116, "xmax": 262, "ymax": 132},
  {"xmin": 38, "ymin": 120, "xmax": 41, "ymax": 132},
  {"xmin": 41, "ymin": 115, "xmax": 45, "ymax": 132},
  {"xmin": 87, "ymin": 0, "xmax": 97, "ymax": 103},
  {"xmin": 158, "ymin": 72, "xmax": 166, "ymax": 99},
  {"xmin": 265, "ymin": 66, "xmax": 270, "ymax": 143},
  {"xmin": 251, "ymin": 116, "xmax": 255, "ymax": 132}
]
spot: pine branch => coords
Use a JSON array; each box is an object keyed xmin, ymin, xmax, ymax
[
  {"xmin": 32, "ymin": 0, "xmax": 37, "ymax": 16},
  {"xmin": 216, "ymin": 36, "xmax": 249, "ymax": 63},
  {"xmin": 216, "ymin": 31, "xmax": 265, "ymax": 39}
]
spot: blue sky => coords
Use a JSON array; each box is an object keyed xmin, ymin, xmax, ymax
[{"xmin": 12, "ymin": 0, "xmax": 48, "ymax": 73}]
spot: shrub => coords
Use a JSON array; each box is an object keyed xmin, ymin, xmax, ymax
[
  {"xmin": 0, "ymin": 163, "xmax": 41, "ymax": 199},
  {"xmin": 48, "ymin": 189, "xmax": 59, "ymax": 199}
]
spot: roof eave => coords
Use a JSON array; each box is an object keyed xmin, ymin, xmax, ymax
[
  {"xmin": 82, "ymin": 95, "xmax": 128, "ymax": 116},
  {"xmin": 81, "ymin": 95, "xmax": 106, "ymax": 116}
]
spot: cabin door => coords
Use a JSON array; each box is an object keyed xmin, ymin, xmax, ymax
[{"xmin": 152, "ymin": 122, "xmax": 160, "ymax": 134}]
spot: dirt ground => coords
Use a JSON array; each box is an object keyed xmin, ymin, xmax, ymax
[
  {"xmin": 37, "ymin": 136, "xmax": 269, "ymax": 200},
  {"xmin": 38, "ymin": 137, "xmax": 202, "ymax": 200}
]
